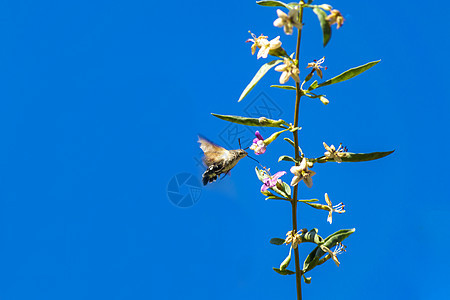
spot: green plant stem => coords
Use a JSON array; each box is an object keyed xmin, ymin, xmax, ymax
[{"xmin": 292, "ymin": 4, "xmax": 304, "ymax": 300}]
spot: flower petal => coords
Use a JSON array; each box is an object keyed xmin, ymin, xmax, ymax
[
  {"xmin": 255, "ymin": 131, "xmax": 264, "ymax": 140},
  {"xmin": 272, "ymin": 171, "xmax": 286, "ymax": 180},
  {"xmin": 324, "ymin": 193, "xmax": 332, "ymax": 206},
  {"xmin": 303, "ymin": 176, "xmax": 313, "ymax": 188},
  {"xmin": 290, "ymin": 175, "xmax": 301, "ymax": 186},
  {"xmin": 276, "ymin": 9, "xmax": 287, "ymax": 18},
  {"xmin": 279, "ymin": 71, "xmax": 290, "ymax": 84},
  {"xmin": 290, "ymin": 165, "xmax": 301, "ymax": 175}
]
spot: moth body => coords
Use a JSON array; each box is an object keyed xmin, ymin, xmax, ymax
[{"xmin": 198, "ymin": 136, "xmax": 248, "ymax": 185}]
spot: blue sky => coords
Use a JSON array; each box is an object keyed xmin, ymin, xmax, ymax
[{"xmin": 0, "ymin": 0, "xmax": 448, "ymax": 299}]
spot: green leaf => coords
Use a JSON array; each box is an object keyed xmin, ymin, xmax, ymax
[
  {"xmin": 300, "ymin": 228, "xmax": 324, "ymax": 244},
  {"xmin": 286, "ymin": 2, "xmax": 300, "ymax": 10},
  {"xmin": 271, "ymin": 85, "xmax": 296, "ymax": 90},
  {"xmin": 273, "ymin": 268, "xmax": 295, "ymax": 275},
  {"xmin": 265, "ymin": 196, "xmax": 289, "ymax": 201},
  {"xmin": 256, "ymin": 0, "xmax": 289, "ymax": 8},
  {"xmin": 311, "ymin": 60, "xmax": 381, "ymax": 90},
  {"xmin": 278, "ymin": 155, "xmax": 296, "ymax": 163},
  {"xmin": 238, "ymin": 59, "xmax": 282, "ymax": 102},
  {"xmin": 302, "ymin": 228, "xmax": 355, "ymax": 273},
  {"xmin": 284, "ymin": 138, "xmax": 295, "ymax": 147},
  {"xmin": 298, "ymin": 198, "xmax": 319, "ymax": 203},
  {"xmin": 272, "ymin": 181, "xmax": 291, "ymax": 199},
  {"xmin": 283, "ymin": 138, "xmax": 303, "ymax": 156},
  {"xmin": 304, "ymin": 202, "xmax": 328, "ymax": 211},
  {"xmin": 307, "ymin": 80, "xmax": 318, "ymax": 91},
  {"xmin": 270, "ymin": 238, "xmax": 286, "ymax": 245},
  {"xmin": 315, "ymin": 228, "xmax": 356, "ymax": 259},
  {"xmin": 314, "ymin": 150, "xmax": 395, "ymax": 163},
  {"xmin": 211, "ymin": 113, "xmax": 289, "ymax": 128},
  {"xmin": 280, "ymin": 247, "xmax": 292, "ymax": 271},
  {"xmin": 312, "ymin": 7, "xmax": 331, "ymax": 47}
]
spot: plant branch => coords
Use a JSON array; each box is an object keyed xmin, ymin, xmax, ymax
[{"xmin": 292, "ymin": 3, "xmax": 304, "ymax": 300}]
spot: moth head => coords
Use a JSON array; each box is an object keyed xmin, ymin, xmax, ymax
[{"xmin": 236, "ymin": 149, "xmax": 248, "ymax": 158}]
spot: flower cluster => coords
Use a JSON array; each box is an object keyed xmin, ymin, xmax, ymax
[{"xmin": 285, "ymin": 230, "xmax": 302, "ymax": 249}]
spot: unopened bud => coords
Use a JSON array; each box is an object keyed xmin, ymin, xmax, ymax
[
  {"xmin": 319, "ymin": 4, "xmax": 333, "ymax": 11},
  {"xmin": 258, "ymin": 117, "xmax": 269, "ymax": 124},
  {"xmin": 319, "ymin": 96, "xmax": 329, "ymax": 105},
  {"xmin": 261, "ymin": 190, "xmax": 272, "ymax": 196}
]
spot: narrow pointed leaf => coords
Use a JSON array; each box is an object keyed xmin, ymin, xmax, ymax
[
  {"xmin": 211, "ymin": 113, "xmax": 289, "ymax": 128},
  {"xmin": 265, "ymin": 196, "xmax": 289, "ymax": 201},
  {"xmin": 307, "ymin": 80, "xmax": 318, "ymax": 91},
  {"xmin": 304, "ymin": 202, "xmax": 328, "ymax": 211},
  {"xmin": 273, "ymin": 268, "xmax": 295, "ymax": 275},
  {"xmin": 238, "ymin": 59, "xmax": 282, "ymax": 102},
  {"xmin": 312, "ymin": 7, "xmax": 331, "ymax": 47},
  {"xmin": 298, "ymin": 198, "xmax": 319, "ymax": 203},
  {"xmin": 256, "ymin": 0, "xmax": 289, "ymax": 8},
  {"xmin": 271, "ymin": 85, "xmax": 296, "ymax": 90},
  {"xmin": 278, "ymin": 155, "xmax": 297, "ymax": 163},
  {"xmin": 270, "ymin": 238, "xmax": 286, "ymax": 245},
  {"xmin": 311, "ymin": 60, "xmax": 381, "ymax": 90},
  {"xmin": 314, "ymin": 150, "xmax": 395, "ymax": 163},
  {"xmin": 283, "ymin": 138, "xmax": 303, "ymax": 154}
]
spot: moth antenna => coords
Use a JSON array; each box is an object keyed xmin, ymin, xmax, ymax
[
  {"xmin": 238, "ymin": 138, "xmax": 242, "ymax": 149},
  {"xmin": 243, "ymin": 146, "xmax": 249, "ymax": 150}
]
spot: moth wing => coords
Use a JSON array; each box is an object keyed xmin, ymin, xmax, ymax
[{"xmin": 198, "ymin": 136, "xmax": 230, "ymax": 167}]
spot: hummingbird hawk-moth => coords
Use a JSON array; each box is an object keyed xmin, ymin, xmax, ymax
[{"xmin": 198, "ymin": 136, "xmax": 248, "ymax": 185}]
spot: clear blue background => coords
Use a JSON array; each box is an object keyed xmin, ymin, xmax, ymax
[{"xmin": 0, "ymin": 0, "xmax": 448, "ymax": 299}]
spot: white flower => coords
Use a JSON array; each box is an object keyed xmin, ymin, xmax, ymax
[
  {"xmin": 275, "ymin": 58, "xmax": 300, "ymax": 84},
  {"xmin": 324, "ymin": 193, "xmax": 345, "ymax": 224},
  {"xmin": 273, "ymin": 9, "xmax": 302, "ymax": 35},
  {"xmin": 323, "ymin": 142, "xmax": 347, "ymax": 163},
  {"xmin": 246, "ymin": 32, "xmax": 282, "ymax": 59},
  {"xmin": 320, "ymin": 243, "xmax": 347, "ymax": 266},
  {"xmin": 258, "ymin": 36, "xmax": 282, "ymax": 59},
  {"xmin": 290, "ymin": 157, "xmax": 316, "ymax": 188}
]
